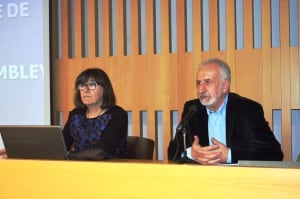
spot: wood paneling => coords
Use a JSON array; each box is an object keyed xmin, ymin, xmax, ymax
[
  {"xmin": 280, "ymin": 0, "xmax": 292, "ymax": 160},
  {"xmin": 51, "ymin": 0, "xmax": 300, "ymax": 161}
]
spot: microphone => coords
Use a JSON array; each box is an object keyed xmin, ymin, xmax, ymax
[{"xmin": 176, "ymin": 105, "xmax": 197, "ymax": 132}]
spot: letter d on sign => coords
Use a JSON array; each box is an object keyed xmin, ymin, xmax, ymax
[
  {"xmin": 7, "ymin": 3, "xmax": 18, "ymax": 18},
  {"xmin": 7, "ymin": 2, "xmax": 29, "ymax": 18}
]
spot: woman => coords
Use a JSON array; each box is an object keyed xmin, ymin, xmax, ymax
[{"xmin": 63, "ymin": 68, "xmax": 128, "ymax": 160}]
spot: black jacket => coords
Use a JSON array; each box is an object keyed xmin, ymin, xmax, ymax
[{"xmin": 168, "ymin": 93, "xmax": 284, "ymax": 163}]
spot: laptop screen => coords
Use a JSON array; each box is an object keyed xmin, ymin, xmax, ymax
[{"xmin": 0, "ymin": 125, "xmax": 68, "ymax": 160}]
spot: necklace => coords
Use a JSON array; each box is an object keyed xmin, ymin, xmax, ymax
[{"xmin": 86, "ymin": 109, "xmax": 104, "ymax": 118}]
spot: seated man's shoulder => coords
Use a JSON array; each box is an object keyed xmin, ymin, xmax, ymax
[{"xmin": 229, "ymin": 93, "xmax": 262, "ymax": 110}]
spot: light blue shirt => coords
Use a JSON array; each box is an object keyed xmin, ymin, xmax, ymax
[{"xmin": 186, "ymin": 94, "xmax": 232, "ymax": 163}]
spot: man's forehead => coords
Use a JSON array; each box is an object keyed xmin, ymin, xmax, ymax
[{"xmin": 197, "ymin": 65, "xmax": 219, "ymax": 79}]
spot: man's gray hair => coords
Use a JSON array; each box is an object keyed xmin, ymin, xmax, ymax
[{"xmin": 200, "ymin": 58, "xmax": 231, "ymax": 82}]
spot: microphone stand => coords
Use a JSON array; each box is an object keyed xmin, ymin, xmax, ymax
[
  {"xmin": 171, "ymin": 105, "xmax": 197, "ymax": 163},
  {"xmin": 178, "ymin": 122, "xmax": 190, "ymax": 164}
]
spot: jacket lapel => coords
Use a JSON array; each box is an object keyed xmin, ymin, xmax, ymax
[{"xmin": 225, "ymin": 93, "xmax": 238, "ymax": 147}]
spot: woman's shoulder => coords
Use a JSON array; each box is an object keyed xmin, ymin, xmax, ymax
[
  {"xmin": 107, "ymin": 105, "xmax": 127, "ymax": 114},
  {"xmin": 106, "ymin": 105, "xmax": 127, "ymax": 118}
]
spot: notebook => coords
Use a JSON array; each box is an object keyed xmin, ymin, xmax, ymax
[{"xmin": 0, "ymin": 125, "xmax": 68, "ymax": 160}]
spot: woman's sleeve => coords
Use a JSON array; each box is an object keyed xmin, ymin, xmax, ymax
[{"xmin": 95, "ymin": 107, "xmax": 128, "ymax": 154}]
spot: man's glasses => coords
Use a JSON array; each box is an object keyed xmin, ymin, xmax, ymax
[{"xmin": 78, "ymin": 81, "xmax": 98, "ymax": 91}]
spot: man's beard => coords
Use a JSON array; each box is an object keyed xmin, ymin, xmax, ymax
[{"xmin": 199, "ymin": 89, "xmax": 223, "ymax": 108}]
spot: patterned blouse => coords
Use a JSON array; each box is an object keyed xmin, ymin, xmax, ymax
[{"xmin": 63, "ymin": 106, "xmax": 128, "ymax": 159}]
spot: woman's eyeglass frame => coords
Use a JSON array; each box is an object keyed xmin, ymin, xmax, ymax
[{"xmin": 78, "ymin": 81, "xmax": 99, "ymax": 91}]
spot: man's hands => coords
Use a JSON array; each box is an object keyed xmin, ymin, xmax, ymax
[
  {"xmin": 0, "ymin": 148, "xmax": 7, "ymax": 159},
  {"xmin": 191, "ymin": 136, "xmax": 229, "ymax": 165}
]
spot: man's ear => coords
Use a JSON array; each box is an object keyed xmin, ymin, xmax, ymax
[{"xmin": 222, "ymin": 79, "xmax": 230, "ymax": 93}]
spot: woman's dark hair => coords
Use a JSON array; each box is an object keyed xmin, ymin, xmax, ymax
[{"xmin": 74, "ymin": 68, "xmax": 116, "ymax": 109}]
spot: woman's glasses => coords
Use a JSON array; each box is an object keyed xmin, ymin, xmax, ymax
[{"xmin": 78, "ymin": 81, "xmax": 98, "ymax": 91}]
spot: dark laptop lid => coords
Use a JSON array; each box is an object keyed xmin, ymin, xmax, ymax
[{"xmin": 0, "ymin": 125, "xmax": 68, "ymax": 160}]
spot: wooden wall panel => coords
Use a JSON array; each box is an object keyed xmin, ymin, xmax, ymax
[
  {"xmin": 51, "ymin": 0, "xmax": 300, "ymax": 161},
  {"xmin": 243, "ymin": 0, "xmax": 253, "ymax": 50},
  {"xmin": 87, "ymin": 0, "xmax": 96, "ymax": 58},
  {"xmin": 115, "ymin": 0, "xmax": 124, "ymax": 56},
  {"xmin": 58, "ymin": 0, "xmax": 71, "ymax": 116},
  {"xmin": 209, "ymin": 0, "xmax": 219, "ymax": 52},
  {"xmin": 261, "ymin": 0, "xmax": 272, "ymax": 123},
  {"xmin": 101, "ymin": 0, "xmax": 110, "ymax": 57},
  {"xmin": 130, "ymin": 0, "xmax": 139, "ymax": 55},
  {"xmin": 73, "ymin": 0, "xmax": 82, "ymax": 58},
  {"xmin": 225, "ymin": 0, "xmax": 236, "ymax": 92},
  {"xmin": 271, "ymin": 49, "xmax": 282, "ymax": 108},
  {"xmin": 176, "ymin": 0, "xmax": 187, "ymax": 111},
  {"xmin": 61, "ymin": 0, "xmax": 69, "ymax": 59},
  {"xmin": 192, "ymin": 0, "xmax": 202, "ymax": 57},
  {"xmin": 290, "ymin": 47, "xmax": 300, "ymax": 108},
  {"xmin": 252, "ymin": 50, "xmax": 263, "ymax": 103},
  {"xmin": 160, "ymin": 0, "xmax": 171, "ymax": 160},
  {"xmin": 280, "ymin": 0, "xmax": 292, "ymax": 160},
  {"xmin": 234, "ymin": 51, "xmax": 248, "ymax": 96}
]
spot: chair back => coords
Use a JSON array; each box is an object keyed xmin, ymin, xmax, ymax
[{"xmin": 126, "ymin": 136, "xmax": 154, "ymax": 160}]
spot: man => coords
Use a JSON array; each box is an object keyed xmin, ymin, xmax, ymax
[{"xmin": 168, "ymin": 58, "xmax": 283, "ymax": 164}]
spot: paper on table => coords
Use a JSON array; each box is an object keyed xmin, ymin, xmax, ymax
[{"xmin": 0, "ymin": 133, "xmax": 4, "ymax": 149}]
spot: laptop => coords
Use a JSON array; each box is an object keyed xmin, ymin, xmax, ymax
[{"xmin": 0, "ymin": 125, "xmax": 68, "ymax": 160}]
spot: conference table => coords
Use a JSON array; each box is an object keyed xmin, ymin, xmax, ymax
[{"xmin": 0, "ymin": 159, "xmax": 299, "ymax": 199}]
